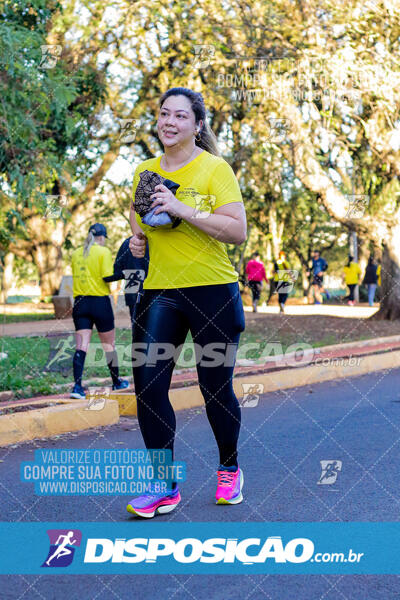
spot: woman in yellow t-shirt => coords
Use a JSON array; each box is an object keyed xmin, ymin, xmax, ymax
[
  {"xmin": 343, "ymin": 255, "xmax": 361, "ymax": 306},
  {"xmin": 127, "ymin": 88, "xmax": 247, "ymax": 518},
  {"xmin": 272, "ymin": 250, "xmax": 292, "ymax": 313},
  {"xmin": 70, "ymin": 223, "xmax": 129, "ymax": 399}
]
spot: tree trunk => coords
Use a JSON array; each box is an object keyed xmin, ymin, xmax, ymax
[
  {"xmin": 0, "ymin": 252, "xmax": 14, "ymax": 303},
  {"xmin": 268, "ymin": 203, "xmax": 283, "ymax": 259},
  {"xmin": 372, "ymin": 223, "xmax": 400, "ymax": 320},
  {"xmin": 32, "ymin": 243, "xmax": 64, "ymax": 299},
  {"xmin": 27, "ymin": 216, "xmax": 66, "ymax": 299}
]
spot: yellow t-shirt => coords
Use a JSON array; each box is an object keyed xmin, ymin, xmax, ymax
[
  {"xmin": 343, "ymin": 262, "xmax": 361, "ymax": 285},
  {"xmin": 132, "ymin": 151, "xmax": 244, "ymax": 289},
  {"xmin": 273, "ymin": 259, "xmax": 290, "ymax": 282},
  {"xmin": 377, "ymin": 264, "xmax": 381, "ymax": 286},
  {"xmin": 71, "ymin": 244, "xmax": 113, "ymax": 297}
]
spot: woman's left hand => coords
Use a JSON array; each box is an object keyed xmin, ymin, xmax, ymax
[{"xmin": 150, "ymin": 184, "xmax": 186, "ymax": 218}]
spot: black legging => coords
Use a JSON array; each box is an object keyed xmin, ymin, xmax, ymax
[
  {"xmin": 278, "ymin": 292, "xmax": 288, "ymax": 305},
  {"xmin": 348, "ymin": 284, "xmax": 356, "ymax": 301},
  {"xmin": 132, "ymin": 282, "xmax": 245, "ymax": 467},
  {"xmin": 248, "ymin": 280, "xmax": 262, "ymax": 302}
]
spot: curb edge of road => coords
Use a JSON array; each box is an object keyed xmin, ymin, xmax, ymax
[
  {"xmin": 0, "ymin": 398, "xmax": 119, "ymax": 447},
  {"xmin": 169, "ymin": 347, "xmax": 400, "ymax": 414},
  {"xmin": 1, "ymin": 347, "xmax": 400, "ymax": 447}
]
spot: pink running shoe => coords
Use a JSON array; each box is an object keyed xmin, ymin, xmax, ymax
[
  {"xmin": 215, "ymin": 466, "xmax": 244, "ymax": 505},
  {"xmin": 126, "ymin": 487, "xmax": 181, "ymax": 518}
]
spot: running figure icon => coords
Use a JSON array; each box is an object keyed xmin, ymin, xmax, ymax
[
  {"xmin": 45, "ymin": 531, "xmax": 77, "ymax": 566},
  {"xmin": 42, "ymin": 529, "xmax": 82, "ymax": 568},
  {"xmin": 46, "ymin": 335, "xmax": 75, "ymax": 371},
  {"xmin": 317, "ymin": 460, "xmax": 342, "ymax": 485}
]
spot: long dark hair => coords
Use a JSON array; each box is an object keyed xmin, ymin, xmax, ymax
[
  {"xmin": 159, "ymin": 87, "xmax": 220, "ymax": 156},
  {"xmin": 347, "ymin": 255, "xmax": 354, "ymax": 267}
]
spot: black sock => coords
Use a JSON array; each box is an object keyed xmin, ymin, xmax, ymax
[
  {"xmin": 106, "ymin": 350, "xmax": 120, "ymax": 385},
  {"xmin": 73, "ymin": 350, "xmax": 86, "ymax": 387},
  {"xmin": 219, "ymin": 463, "xmax": 238, "ymax": 471}
]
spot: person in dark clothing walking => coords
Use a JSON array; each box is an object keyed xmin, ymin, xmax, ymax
[
  {"xmin": 307, "ymin": 250, "xmax": 329, "ymax": 304},
  {"xmin": 362, "ymin": 256, "xmax": 378, "ymax": 306},
  {"xmin": 103, "ymin": 237, "xmax": 149, "ymax": 325}
]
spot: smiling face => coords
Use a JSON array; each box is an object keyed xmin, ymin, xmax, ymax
[{"xmin": 157, "ymin": 95, "xmax": 202, "ymax": 148}]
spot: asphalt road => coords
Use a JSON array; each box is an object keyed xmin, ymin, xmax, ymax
[{"xmin": 1, "ymin": 368, "xmax": 400, "ymax": 599}]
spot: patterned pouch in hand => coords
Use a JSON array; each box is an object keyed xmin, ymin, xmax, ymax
[{"xmin": 134, "ymin": 170, "xmax": 181, "ymax": 228}]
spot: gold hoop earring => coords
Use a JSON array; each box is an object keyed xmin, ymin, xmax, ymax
[{"xmin": 195, "ymin": 131, "xmax": 201, "ymax": 141}]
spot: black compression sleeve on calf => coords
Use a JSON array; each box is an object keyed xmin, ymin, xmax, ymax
[
  {"xmin": 106, "ymin": 350, "xmax": 120, "ymax": 385},
  {"xmin": 73, "ymin": 350, "xmax": 86, "ymax": 387}
]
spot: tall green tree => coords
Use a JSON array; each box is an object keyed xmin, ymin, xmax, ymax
[{"xmin": 0, "ymin": 0, "xmax": 108, "ymax": 296}]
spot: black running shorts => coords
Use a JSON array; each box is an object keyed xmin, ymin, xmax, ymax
[{"xmin": 72, "ymin": 295, "xmax": 114, "ymax": 332}]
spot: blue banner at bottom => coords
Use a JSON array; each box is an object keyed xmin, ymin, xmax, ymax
[{"xmin": 0, "ymin": 522, "xmax": 398, "ymax": 574}]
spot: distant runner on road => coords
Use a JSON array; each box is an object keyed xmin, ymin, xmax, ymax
[
  {"xmin": 308, "ymin": 249, "xmax": 329, "ymax": 305},
  {"xmin": 343, "ymin": 255, "xmax": 361, "ymax": 306},
  {"xmin": 245, "ymin": 252, "xmax": 268, "ymax": 313}
]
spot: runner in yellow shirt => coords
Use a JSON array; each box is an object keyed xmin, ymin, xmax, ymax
[
  {"xmin": 70, "ymin": 223, "xmax": 129, "ymax": 399},
  {"xmin": 126, "ymin": 87, "xmax": 247, "ymax": 518},
  {"xmin": 343, "ymin": 255, "xmax": 361, "ymax": 306},
  {"xmin": 271, "ymin": 250, "xmax": 292, "ymax": 313}
]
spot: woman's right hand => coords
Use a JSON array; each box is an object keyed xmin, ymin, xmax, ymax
[{"xmin": 129, "ymin": 232, "xmax": 147, "ymax": 257}]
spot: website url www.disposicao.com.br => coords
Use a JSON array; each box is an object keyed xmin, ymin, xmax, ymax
[{"xmin": 83, "ymin": 536, "xmax": 364, "ymax": 565}]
